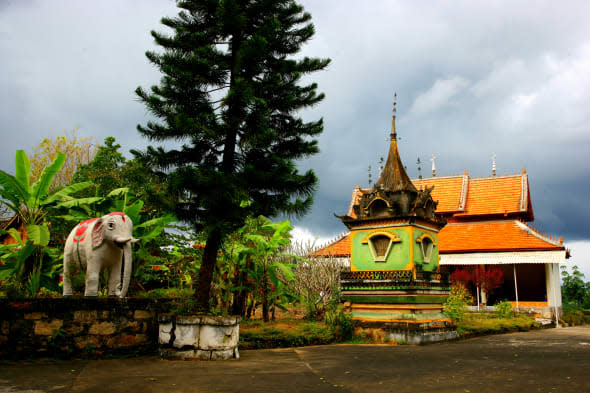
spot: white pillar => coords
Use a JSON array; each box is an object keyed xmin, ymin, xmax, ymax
[
  {"xmin": 513, "ymin": 264, "xmax": 519, "ymax": 311},
  {"xmin": 547, "ymin": 263, "xmax": 561, "ymax": 327}
]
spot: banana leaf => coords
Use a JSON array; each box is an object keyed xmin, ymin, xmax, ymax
[
  {"xmin": 29, "ymin": 153, "xmax": 65, "ymax": 208},
  {"xmin": 26, "ymin": 224, "xmax": 50, "ymax": 246},
  {"xmin": 42, "ymin": 181, "xmax": 93, "ymax": 205},
  {"xmin": 14, "ymin": 150, "xmax": 31, "ymax": 195}
]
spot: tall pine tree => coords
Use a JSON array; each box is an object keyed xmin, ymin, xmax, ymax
[{"xmin": 135, "ymin": 0, "xmax": 329, "ymax": 310}]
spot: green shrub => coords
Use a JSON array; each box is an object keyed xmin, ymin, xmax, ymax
[
  {"xmin": 141, "ymin": 287, "xmax": 195, "ymax": 299},
  {"xmin": 324, "ymin": 304, "xmax": 353, "ymax": 341},
  {"xmin": 495, "ymin": 300, "xmax": 513, "ymax": 318},
  {"xmin": 444, "ymin": 284, "xmax": 473, "ymax": 322},
  {"xmin": 561, "ymin": 309, "xmax": 586, "ymax": 326},
  {"xmin": 455, "ymin": 312, "xmax": 538, "ymax": 337}
]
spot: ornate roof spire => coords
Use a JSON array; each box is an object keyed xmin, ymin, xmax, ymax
[
  {"xmin": 431, "ymin": 154, "xmax": 436, "ymax": 177},
  {"xmin": 391, "ymin": 93, "xmax": 397, "ymax": 141},
  {"xmin": 492, "ymin": 153, "xmax": 497, "ymax": 177},
  {"xmin": 375, "ymin": 93, "xmax": 417, "ymax": 193},
  {"xmin": 337, "ymin": 93, "xmax": 445, "ymax": 228}
]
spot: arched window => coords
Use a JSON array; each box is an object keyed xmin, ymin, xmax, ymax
[
  {"xmin": 416, "ymin": 234, "xmax": 437, "ymax": 263},
  {"xmin": 368, "ymin": 198, "xmax": 389, "ymax": 218},
  {"xmin": 362, "ymin": 231, "xmax": 401, "ymax": 262}
]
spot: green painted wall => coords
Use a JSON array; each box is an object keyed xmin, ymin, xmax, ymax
[
  {"xmin": 342, "ymin": 294, "xmax": 449, "ymax": 304},
  {"xmin": 351, "ymin": 227, "xmax": 411, "ymax": 271},
  {"xmin": 412, "ymin": 228, "xmax": 440, "ymax": 272}
]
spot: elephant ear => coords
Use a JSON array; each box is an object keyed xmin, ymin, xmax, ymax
[{"xmin": 91, "ymin": 218, "xmax": 104, "ymax": 248}]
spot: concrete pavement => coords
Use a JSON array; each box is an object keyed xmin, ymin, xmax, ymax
[{"xmin": 1, "ymin": 327, "xmax": 589, "ymax": 393}]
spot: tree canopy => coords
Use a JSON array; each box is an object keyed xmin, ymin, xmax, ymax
[
  {"xmin": 135, "ymin": 0, "xmax": 329, "ymax": 309},
  {"xmin": 29, "ymin": 126, "xmax": 97, "ymax": 190}
]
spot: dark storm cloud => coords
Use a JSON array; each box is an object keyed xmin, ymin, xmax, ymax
[
  {"xmin": 1, "ymin": 0, "xmax": 589, "ymax": 246},
  {"xmin": 0, "ymin": 0, "xmax": 178, "ymax": 168},
  {"xmin": 292, "ymin": 0, "xmax": 590, "ymax": 243}
]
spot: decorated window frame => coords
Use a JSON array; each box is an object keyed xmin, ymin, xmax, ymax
[
  {"xmin": 416, "ymin": 233, "xmax": 437, "ymax": 263},
  {"xmin": 361, "ymin": 231, "xmax": 401, "ymax": 262}
]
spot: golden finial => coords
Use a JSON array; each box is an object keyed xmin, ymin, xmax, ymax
[{"xmin": 391, "ymin": 92, "xmax": 397, "ymax": 141}]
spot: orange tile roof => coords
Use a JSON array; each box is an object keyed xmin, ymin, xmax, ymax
[
  {"xmin": 312, "ymin": 235, "xmax": 351, "ymax": 257},
  {"xmin": 454, "ymin": 175, "xmax": 528, "ymax": 218},
  {"xmin": 437, "ymin": 221, "xmax": 563, "ymax": 253},
  {"xmin": 313, "ymin": 220, "xmax": 563, "ymax": 257},
  {"xmin": 413, "ymin": 176, "xmax": 465, "ymax": 213},
  {"xmin": 346, "ymin": 173, "xmax": 533, "ymax": 220}
]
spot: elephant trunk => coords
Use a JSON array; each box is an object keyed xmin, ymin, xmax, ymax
[
  {"xmin": 120, "ymin": 242, "xmax": 132, "ymax": 298},
  {"xmin": 114, "ymin": 236, "xmax": 139, "ymax": 245}
]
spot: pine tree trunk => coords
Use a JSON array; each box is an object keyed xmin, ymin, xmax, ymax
[{"xmin": 196, "ymin": 230, "xmax": 221, "ymax": 311}]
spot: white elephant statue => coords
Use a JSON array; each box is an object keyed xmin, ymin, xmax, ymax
[{"xmin": 63, "ymin": 212, "xmax": 138, "ymax": 298}]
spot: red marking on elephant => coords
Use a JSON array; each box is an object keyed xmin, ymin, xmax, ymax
[
  {"xmin": 74, "ymin": 217, "xmax": 99, "ymax": 242},
  {"xmin": 108, "ymin": 212, "xmax": 126, "ymax": 222}
]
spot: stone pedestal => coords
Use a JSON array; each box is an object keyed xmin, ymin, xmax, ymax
[{"xmin": 158, "ymin": 315, "xmax": 240, "ymax": 360}]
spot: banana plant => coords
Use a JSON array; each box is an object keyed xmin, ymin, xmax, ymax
[
  {"xmin": 0, "ymin": 150, "xmax": 93, "ymax": 245},
  {"xmin": 234, "ymin": 217, "xmax": 296, "ymax": 321},
  {"xmin": 60, "ymin": 186, "xmax": 175, "ymax": 243},
  {"xmin": 0, "ymin": 228, "xmax": 61, "ymax": 295}
]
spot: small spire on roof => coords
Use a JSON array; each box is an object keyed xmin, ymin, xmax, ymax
[
  {"xmin": 391, "ymin": 93, "xmax": 397, "ymax": 141},
  {"xmin": 464, "ymin": 169, "xmax": 469, "ymax": 176},
  {"xmin": 417, "ymin": 157, "xmax": 422, "ymax": 179},
  {"xmin": 431, "ymin": 154, "xmax": 436, "ymax": 177},
  {"xmin": 492, "ymin": 153, "xmax": 497, "ymax": 177},
  {"xmin": 521, "ymin": 168, "xmax": 527, "ymax": 174}
]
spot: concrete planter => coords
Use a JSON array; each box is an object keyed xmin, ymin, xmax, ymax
[{"xmin": 158, "ymin": 314, "xmax": 240, "ymax": 360}]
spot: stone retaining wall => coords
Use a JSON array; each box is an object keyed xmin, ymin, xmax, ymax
[{"xmin": 0, "ymin": 298, "xmax": 172, "ymax": 359}]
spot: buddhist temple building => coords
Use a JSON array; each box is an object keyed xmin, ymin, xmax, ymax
[
  {"xmin": 316, "ymin": 168, "xmax": 567, "ymax": 318},
  {"xmin": 332, "ymin": 96, "xmax": 458, "ymax": 344}
]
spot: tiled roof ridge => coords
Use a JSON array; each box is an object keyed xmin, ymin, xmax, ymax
[
  {"xmin": 515, "ymin": 220, "xmax": 564, "ymax": 248},
  {"xmin": 412, "ymin": 174, "xmax": 465, "ymax": 180},
  {"xmin": 519, "ymin": 173, "xmax": 528, "ymax": 211},
  {"xmin": 313, "ymin": 231, "xmax": 350, "ymax": 254},
  {"xmin": 413, "ymin": 173, "xmax": 526, "ymax": 181},
  {"xmin": 346, "ymin": 185, "xmax": 362, "ymax": 217},
  {"xmin": 445, "ymin": 219, "xmax": 521, "ymax": 226},
  {"xmin": 469, "ymin": 173, "xmax": 524, "ymax": 180},
  {"xmin": 458, "ymin": 173, "xmax": 469, "ymax": 211}
]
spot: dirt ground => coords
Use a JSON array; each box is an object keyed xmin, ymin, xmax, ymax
[{"xmin": 0, "ymin": 326, "xmax": 588, "ymax": 393}]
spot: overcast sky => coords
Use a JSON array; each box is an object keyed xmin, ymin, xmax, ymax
[{"xmin": 1, "ymin": 1, "xmax": 589, "ymax": 276}]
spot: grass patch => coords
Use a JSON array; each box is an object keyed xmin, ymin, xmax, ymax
[
  {"xmin": 239, "ymin": 319, "xmax": 335, "ymax": 349},
  {"xmin": 455, "ymin": 312, "xmax": 539, "ymax": 337}
]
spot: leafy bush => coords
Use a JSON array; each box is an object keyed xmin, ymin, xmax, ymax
[
  {"xmin": 561, "ymin": 309, "xmax": 587, "ymax": 326},
  {"xmin": 170, "ymin": 298, "xmax": 202, "ymax": 316},
  {"xmin": 561, "ymin": 265, "xmax": 590, "ymax": 309},
  {"xmin": 444, "ymin": 284, "xmax": 473, "ymax": 322},
  {"xmin": 495, "ymin": 300, "xmax": 513, "ymax": 318},
  {"xmin": 140, "ymin": 287, "xmax": 195, "ymax": 299},
  {"xmin": 324, "ymin": 304, "xmax": 353, "ymax": 341},
  {"xmin": 456, "ymin": 312, "xmax": 538, "ymax": 337}
]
